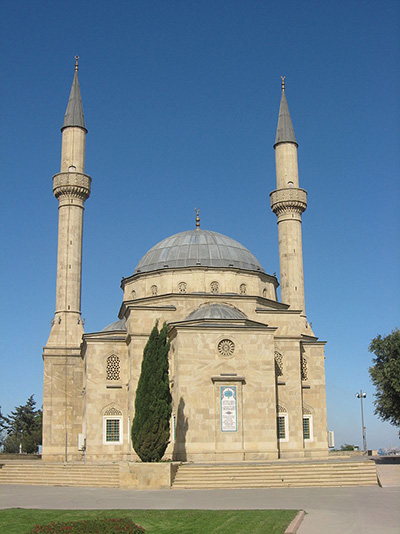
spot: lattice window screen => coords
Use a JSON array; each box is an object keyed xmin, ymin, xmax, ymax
[
  {"xmin": 301, "ymin": 355, "xmax": 308, "ymax": 381},
  {"xmin": 106, "ymin": 355, "xmax": 120, "ymax": 381},
  {"xmin": 275, "ymin": 351, "xmax": 283, "ymax": 377}
]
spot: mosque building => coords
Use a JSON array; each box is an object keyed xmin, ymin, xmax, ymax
[{"xmin": 42, "ymin": 59, "xmax": 329, "ymax": 463}]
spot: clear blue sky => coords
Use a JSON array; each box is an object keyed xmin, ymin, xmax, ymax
[{"xmin": 1, "ymin": 0, "xmax": 399, "ymax": 450}]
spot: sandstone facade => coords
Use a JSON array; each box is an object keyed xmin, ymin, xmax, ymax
[{"xmin": 42, "ymin": 65, "xmax": 329, "ymax": 463}]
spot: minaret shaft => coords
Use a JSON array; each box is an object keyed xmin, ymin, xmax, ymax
[
  {"xmin": 55, "ymin": 196, "xmax": 85, "ymax": 315},
  {"xmin": 275, "ymin": 143, "xmax": 299, "ymax": 189},
  {"xmin": 271, "ymin": 86, "xmax": 307, "ymax": 315},
  {"xmin": 276, "ymin": 213, "xmax": 306, "ymax": 312},
  {"xmin": 61, "ymin": 127, "xmax": 86, "ymax": 173}
]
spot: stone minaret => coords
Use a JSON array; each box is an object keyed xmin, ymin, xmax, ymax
[
  {"xmin": 42, "ymin": 57, "xmax": 91, "ymax": 461},
  {"xmin": 270, "ymin": 78, "xmax": 307, "ymax": 314}
]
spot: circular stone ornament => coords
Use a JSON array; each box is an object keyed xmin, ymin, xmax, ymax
[
  {"xmin": 218, "ymin": 339, "xmax": 235, "ymax": 357},
  {"xmin": 178, "ymin": 281, "xmax": 187, "ymax": 293}
]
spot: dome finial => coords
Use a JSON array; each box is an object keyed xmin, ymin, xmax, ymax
[
  {"xmin": 75, "ymin": 55, "xmax": 79, "ymax": 72},
  {"xmin": 281, "ymin": 76, "xmax": 285, "ymax": 91},
  {"xmin": 195, "ymin": 208, "xmax": 200, "ymax": 229}
]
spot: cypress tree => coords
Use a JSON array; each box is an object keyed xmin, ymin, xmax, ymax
[{"xmin": 131, "ymin": 321, "xmax": 172, "ymax": 461}]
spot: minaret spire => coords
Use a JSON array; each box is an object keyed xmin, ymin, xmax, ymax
[
  {"xmin": 274, "ymin": 76, "xmax": 297, "ymax": 148},
  {"xmin": 62, "ymin": 56, "xmax": 87, "ymax": 132},
  {"xmin": 270, "ymin": 79, "xmax": 307, "ymax": 314}
]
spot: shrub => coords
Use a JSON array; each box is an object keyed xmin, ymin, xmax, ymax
[{"xmin": 30, "ymin": 517, "xmax": 145, "ymax": 533}]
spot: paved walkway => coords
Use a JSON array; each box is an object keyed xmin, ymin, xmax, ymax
[{"xmin": 0, "ymin": 484, "xmax": 399, "ymax": 533}]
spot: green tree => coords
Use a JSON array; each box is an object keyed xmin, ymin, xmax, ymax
[
  {"xmin": 0, "ymin": 407, "xmax": 7, "ymax": 450},
  {"xmin": 2, "ymin": 395, "xmax": 42, "ymax": 454},
  {"xmin": 131, "ymin": 322, "xmax": 172, "ymax": 461},
  {"xmin": 340, "ymin": 444, "xmax": 355, "ymax": 451},
  {"xmin": 369, "ymin": 328, "xmax": 400, "ymax": 435}
]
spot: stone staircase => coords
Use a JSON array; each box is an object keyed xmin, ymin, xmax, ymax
[
  {"xmin": 0, "ymin": 459, "xmax": 379, "ymax": 489},
  {"xmin": 172, "ymin": 460, "xmax": 378, "ymax": 489},
  {"xmin": 0, "ymin": 462, "xmax": 120, "ymax": 488}
]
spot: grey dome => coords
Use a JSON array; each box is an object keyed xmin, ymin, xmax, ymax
[
  {"xmin": 186, "ymin": 304, "xmax": 247, "ymax": 321},
  {"xmin": 101, "ymin": 318, "xmax": 127, "ymax": 332},
  {"xmin": 134, "ymin": 229, "xmax": 264, "ymax": 274}
]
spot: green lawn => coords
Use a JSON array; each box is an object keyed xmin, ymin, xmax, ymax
[{"xmin": 0, "ymin": 508, "xmax": 298, "ymax": 534}]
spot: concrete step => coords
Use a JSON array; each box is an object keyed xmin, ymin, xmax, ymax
[
  {"xmin": 0, "ymin": 463, "xmax": 120, "ymax": 488},
  {"xmin": 172, "ymin": 461, "xmax": 378, "ymax": 489}
]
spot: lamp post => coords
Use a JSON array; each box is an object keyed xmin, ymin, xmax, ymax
[{"xmin": 355, "ymin": 390, "xmax": 367, "ymax": 453}]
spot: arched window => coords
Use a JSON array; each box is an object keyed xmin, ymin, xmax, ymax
[
  {"xmin": 210, "ymin": 281, "xmax": 219, "ymax": 294},
  {"xmin": 178, "ymin": 282, "xmax": 187, "ymax": 293},
  {"xmin": 106, "ymin": 354, "xmax": 120, "ymax": 381}
]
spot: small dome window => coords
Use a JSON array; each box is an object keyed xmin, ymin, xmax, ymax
[{"xmin": 210, "ymin": 281, "xmax": 219, "ymax": 294}]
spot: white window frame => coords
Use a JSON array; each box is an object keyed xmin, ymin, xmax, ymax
[
  {"xmin": 278, "ymin": 412, "xmax": 289, "ymax": 442},
  {"xmin": 303, "ymin": 414, "xmax": 313, "ymax": 442},
  {"xmin": 171, "ymin": 413, "xmax": 176, "ymax": 442},
  {"xmin": 103, "ymin": 416, "xmax": 123, "ymax": 445}
]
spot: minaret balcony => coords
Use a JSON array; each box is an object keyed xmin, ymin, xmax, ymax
[
  {"xmin": 53, "ymin": 171, "xmax": 91, "ymax": 202},
  {"xmin": 270, "ymin": 187, "xmax": 307, "ymax": 218}
]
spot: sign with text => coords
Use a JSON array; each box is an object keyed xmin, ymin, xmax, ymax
[{"xmin": 220, "ymin": 386, "xmax": 237, "ymax": 432}]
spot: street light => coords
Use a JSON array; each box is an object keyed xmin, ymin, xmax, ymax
[{"xmin": 355, "ymin": 390, "xmax": 367, "ymax": 453}]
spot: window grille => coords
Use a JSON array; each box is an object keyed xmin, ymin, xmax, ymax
[
  {"xmin": 178, "ymin": 282, "xmax": 187, "ymax": 293},
  {"xmin": 278, "ymin": 416, "xmax": 286, "ymax": 439},
  {"xmin": 106, "ymin": 355, "xmax": 120, "ymax": 381},
  {"xmin": 105, "ymin": 419, "xmax": 120, "ymax": 442},
  {"xmin": 210, "ymin": 281, "xmax": 219, "ymax": 294},
  {"xmin": 275, "ymin": 351, "xmax": 283, "ymax": 377},
  {"xmin": 301, "ymin": 355, "xmax": 308, "ymax": 381},
  {"xmin": 303, "ymin": 417, "xmax": 310, "ymax": 440}
]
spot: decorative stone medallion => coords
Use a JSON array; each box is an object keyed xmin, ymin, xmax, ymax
[
  {"xmin": 218, "ymin": 339, "xmax": 235, "ymax": 357},
  {"xmin": 210, "ymin": 281, "xmax": 219, "ymax": 294},
  {"xmin": 151, "ymin": 285, "xmax": 158, "ymax": 296},
  {"xmin": 239, "ymin": 283, "xmax": 247, "ymax": 295},
  {"xmin": 178, "ymin": 282, "xmax": 187, "ymax": 293}
]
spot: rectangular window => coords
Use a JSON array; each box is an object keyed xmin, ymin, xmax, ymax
[
  {"xmin": 172, "ymin": 414, "xmax": 176, "ymax": 442},
  {"xmin": 277, "ymin": 413, "xmax": 289, "ymax": 442},
  {"xmin": 106, "ymin": 419, "xmax": 120, "ymax": 442},
  {"xmin": 278, "ymin": 415, "xmax": 286, "ymax": 439},
  {"xmin": 303, "ymin": 417, "xmax": 310, "ymax": 439},
  {"xmin": 303, "ymin": 415, "xmax": 313, "ymax": 441}
]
